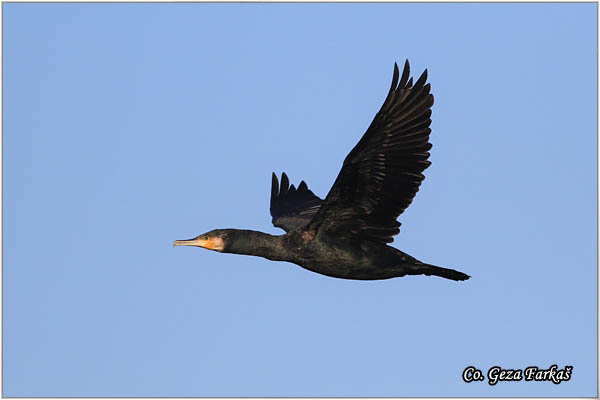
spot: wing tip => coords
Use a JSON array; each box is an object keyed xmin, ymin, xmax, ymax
[
  {"xmin": 270, "ymin": 172, "xmax": 279, "ymax": 206},
  {"xmin": 280, "ymin": 172, "xmax": 290, "ymax": 196},
  {"xmin": 415, "ymin": 69, "xmax": 428, "ymax": 88}
]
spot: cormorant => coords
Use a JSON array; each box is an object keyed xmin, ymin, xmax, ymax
[{"xmin": 174, "ymin": 61, "xmax": 470, "ymax": 281}]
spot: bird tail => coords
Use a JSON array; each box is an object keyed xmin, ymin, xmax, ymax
[{"xmin": 407, "ymin": 262, "xmax": 470, "ymax": 281}]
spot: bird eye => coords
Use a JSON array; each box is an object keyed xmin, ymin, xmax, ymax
[{"xmin": 204, "ymin": 236, "xmax": 209, "ymax": 240}]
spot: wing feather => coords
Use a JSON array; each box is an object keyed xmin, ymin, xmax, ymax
[
  {"xmin": 270, "ymin": 172, "xmax": 323, "ymax": 232},
  {"xmin": 309, "ymin": 60, "xmax": 434, "ymax": 244}
]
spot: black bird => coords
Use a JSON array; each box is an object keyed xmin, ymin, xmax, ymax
[{"xmin": 174, "ymin": 61, "xmax": 469, "ymax": 281}]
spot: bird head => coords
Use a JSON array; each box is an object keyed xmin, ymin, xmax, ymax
[{"xmin": 173, "ymin": 230, "xmax": 228, "ymax": 252}]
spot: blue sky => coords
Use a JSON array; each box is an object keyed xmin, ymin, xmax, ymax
[{"xmin": 3, "ymin": 2, "xmax": 597, "ymax": 397}]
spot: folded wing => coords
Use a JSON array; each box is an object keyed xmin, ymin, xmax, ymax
[
  {"xmin": 270, "ymin": 172, "xmax": 323, "ymax": 232},
  {"xmin": 309, "ymin": 60, "xmax": 434, "ymax": 244}
]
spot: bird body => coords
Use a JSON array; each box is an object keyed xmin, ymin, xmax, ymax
[
  {"xmin": 175, "ymin": 61, "xmax": 470, "ymax": 282},
  {"xmin": 186, "ymin": 227, "xmax": 467, "ymax": 281}
]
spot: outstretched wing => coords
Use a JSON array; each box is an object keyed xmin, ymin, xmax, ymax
[
  {"xmin": 270, "ymin": 172, "xmax": 323, "ymax": 232},
  {"xmin": 309, "ymin": 60, "xmax": 434, "ymax": 244}
]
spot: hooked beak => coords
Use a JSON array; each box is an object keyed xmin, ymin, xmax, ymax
[
  {"xmin": 173, "ymin": 236, "xmax": 224, "ymax": 251},
  {"xmin": 173, "ymin": 237, "xmax": 213, "ymax": 249}
]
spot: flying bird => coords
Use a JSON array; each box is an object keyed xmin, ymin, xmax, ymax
[{"xmin": 174, "ymin": 61, "xmax": 469, "ymax": 281}]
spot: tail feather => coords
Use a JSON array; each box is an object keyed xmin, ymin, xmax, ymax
[{"xmin": 408, "ymin": 263, "xmax": 470, "ymax": 281}]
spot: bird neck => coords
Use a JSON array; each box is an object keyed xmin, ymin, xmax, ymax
[{"xmin": 224, "ymin": 229, "xmax": 288, "ymax": 262}]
